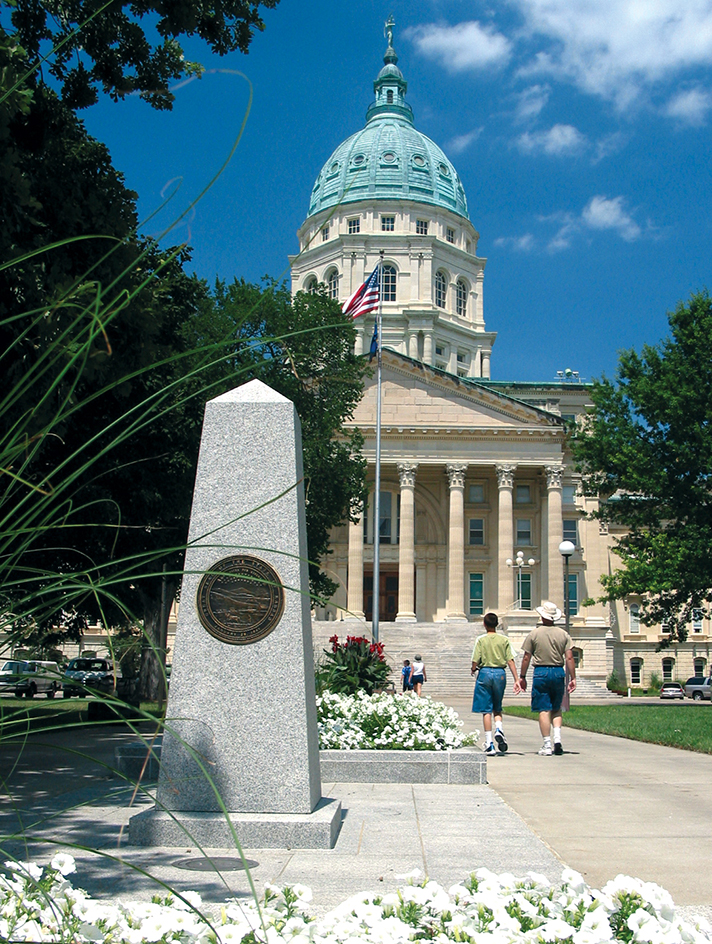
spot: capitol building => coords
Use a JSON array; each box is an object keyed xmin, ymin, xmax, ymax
[{"xmin": 290, "ymin": 24, "xmax": 709, "ymax": 692}]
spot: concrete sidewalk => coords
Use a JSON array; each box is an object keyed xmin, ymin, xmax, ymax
[
  {"xmin": 449, "ymin": 696, "xmax": 712, "ymax": 912},
  {"xmin": 0, "ymin": 706, "xmax": 710, "ymax": 919}
]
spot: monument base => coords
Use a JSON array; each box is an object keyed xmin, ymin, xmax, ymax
[{"xmin": 128, "ymin": 797, "xmax": 342, "ymax": 849}]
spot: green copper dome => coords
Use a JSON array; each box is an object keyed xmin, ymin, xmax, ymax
[{"xmin": 306, "ymin": 20, "xmax": 469, "ymax": 222}]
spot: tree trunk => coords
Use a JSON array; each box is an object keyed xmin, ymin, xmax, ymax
[{"xmin": 138, "ymin": 577, "xmax": 177, "ymax": 701}]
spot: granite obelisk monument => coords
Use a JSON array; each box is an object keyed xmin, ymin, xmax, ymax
[{"xmin": 130, "ymin": 379, "xmax": 341, "ymax": 848}]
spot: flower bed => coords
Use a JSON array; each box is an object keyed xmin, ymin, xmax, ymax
[
  {"xmin": 316, "ymin": 691, "xmax": 478, "ymax": 751},
  {"xmin": 2, "ymin": 856, "xmax": 710, "ymax": 944}
]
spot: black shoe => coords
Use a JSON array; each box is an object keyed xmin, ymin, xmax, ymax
[
  {"xmin": 495, "ymin": 730, "xmax": 508, "ymax": 753},
  {"xmin": 553, "ymin": 742, "xmax": 563, "ymax": 755}
]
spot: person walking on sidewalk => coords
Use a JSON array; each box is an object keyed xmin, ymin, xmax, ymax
[
  {"xmin": 471, "ymin": 613, "xmax": 521, "ymax": 755},
  {"xmin": 410, "ymin": 655, "xmax": 426, "ymax": 696},
  {"xmin": 518, "ymin": 601, "xmax": 577, "ymax": 756}
]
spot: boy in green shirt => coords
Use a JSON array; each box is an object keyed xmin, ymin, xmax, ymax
[{"xmin": 471, "ymin": 612, "xmax": 521, "ymax": 755}]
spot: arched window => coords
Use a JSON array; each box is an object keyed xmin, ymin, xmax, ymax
[
  {"xmin": 630, "ymin": 659, "xmax": 642, "ymax": 685},
  {"xmin": 382, "ymin": 265, "xmax": 396, "ymax": 301},
  {"xmin": 327, "ymin": 270, "xmax": 339, "ymax": 300},
  {"xmin": 456, "ymin": 279, "xmax": 468, "ymax": 317},
  {"xmin": 305, "ymin": 277, "xmax": 318, "ymax": 294},
  {"xmin": 694, "ymin": 657, "xmax": 706, "ymax": 675},
  {"xmin": 386, "ymin": 89, "xmax": 394, "ymax": 103},
  {"xmin": 662, "ymin": 657, "xmax": 674, "ymax": 680},
  {"xmin": 434, "ymin": 271, "xmax": 447, "ymax": 309}
]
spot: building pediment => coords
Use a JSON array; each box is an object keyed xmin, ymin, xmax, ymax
[{"xmin": 349, "ymin": 350, "xmax": 565, "ymax": 437}]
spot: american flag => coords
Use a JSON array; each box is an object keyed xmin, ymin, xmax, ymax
[{"xmin": 342, "ymin": 264, "xmax": 380, "ymax": 319}]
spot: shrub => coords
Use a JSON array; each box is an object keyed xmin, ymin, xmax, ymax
[
  {"xmin": 607, "ymin": 670, "xmax": 621, "ymax": 692},
  {"xmin": 649, "ymin": 671, "xmax": 662, "ymax": 692},
  {"xmin": 316, "ymin": 634, "xmax": 391, "ymax": 695}
]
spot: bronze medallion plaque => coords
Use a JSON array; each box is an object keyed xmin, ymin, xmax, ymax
[{"xmin": 196, "ymin": 555, "xmax": 285, "ymax": 645}]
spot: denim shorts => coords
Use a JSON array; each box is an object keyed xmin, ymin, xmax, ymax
[
  {"xmin": 472, "ymin": 667, "xmax": 506, "ymax": 715},
  {"xmin": 531, "ymin": 666, "xmax": 566, "ymax": 713}
]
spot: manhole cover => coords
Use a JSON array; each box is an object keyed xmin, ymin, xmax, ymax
[{"xmin": 171, "ymin": 857, "xmax": 258, "ymax": 872}]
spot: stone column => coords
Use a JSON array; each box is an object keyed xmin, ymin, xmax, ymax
[
  {"xmin": 481, "ymin": 351, "xmax": 491, "ymax": 379},
  {"xmin": 446, "ymin": 463, "xmax": 468, "ymax": 620},
  {"xmin": 496, "ymin": 464, "xmax": 516, "ymax": 612},
  {"xmin": 408, "ymin": 332, "xmax": 419, "ymax": 359},
  {"xmin": 346, "ymin": 511, "xmax": 365, "ymax": 619},
  {"xmin": 546, "ymin": 465, "xmax": 565, "ymax": 608},
  {"xmin": 354, "ymin": 329, "xmax": 364, "ymax": 357},
  {"xmin": 396, "ymin": 463, "xmax": 418, "ymax": 621},
  {"xmin": 424, "ymin": 332, "xmax": 433, "ymax": 364}
]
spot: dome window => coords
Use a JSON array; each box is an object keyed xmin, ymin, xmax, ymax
[
  {"xmin": 413, "ymin": 154, "xmax": 426, "ymax": 167},
  {"xmin": 447, "ymin": 227, "xmax": 455, "ymax": 244},
  {"xmin": 456, "ymin": 279, "xmax": 468, "ymax": 317},
  {"xmin": 383, "ymin": 151, "xmax": 397, "ymax": 164},
  {"xmin": 416, "ymin": 219, "xmax": 429, "ymax": 236},
  {"xmin": 439, "ymin": 163, "xmax": 450, "ymax": 177},
  {"xmin": 327, "ymin": 161, "xmax": 340, "ymax": 177},
  {"xmin": 327, "ymin": 269, "xmax": 339, "ymax": 300},
  {"xmin": 435, "ymin": 271, "xmax": 447, "ymax": 309},
  {"xmin": 348, "ymin": 218, "xmax": 360, "ymax": 234},
  {"xmin": 381, "ymin": 215, "xmax": 395, "ymax": 232},
  {"xmin": 353, "ymin": 154, "xmax": 365, "ymax": 166},
  {"xmin": 382, "ymin": 265, "xmax": 397, "ymax": 302},
  {"xmin": 386, "ymin": 89, "xmax": 394, "ymax": 103}
]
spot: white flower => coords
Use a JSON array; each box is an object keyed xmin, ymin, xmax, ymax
[{"xmin": 49, "ymin": 853, "xmax": 76, "ymax": 876}]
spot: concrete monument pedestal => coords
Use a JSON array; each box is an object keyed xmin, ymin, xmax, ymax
[{"xmin": 129, "ymin": 380, "xmax": 340, "ymax": 849}]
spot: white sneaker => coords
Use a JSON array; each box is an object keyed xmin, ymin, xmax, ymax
[
  {"xmin": 484, "ymin": 743, "xmax": 496, "ymax": 755},
  {"xmin": 538, "ymin": 744, "xmax": 553, "ymax": 756}
]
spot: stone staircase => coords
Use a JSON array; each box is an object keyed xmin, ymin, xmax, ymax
[{"xmin": 312, "ymin": 620, "xmax": 617, "ymax": 700}]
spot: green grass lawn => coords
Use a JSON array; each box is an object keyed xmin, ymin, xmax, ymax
[
  {"xmin": 503, "ymin": 704, "xmax": 712, "ymax": 753},
  {"xmin": 0, "ymin": 696, "xmax": 162, "ymax": 737}
]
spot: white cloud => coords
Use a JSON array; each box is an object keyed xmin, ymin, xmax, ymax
[
  {"xmin": 516, "ymin": 123, "xmax": 587, "ymax": 155},
  {"xmin": 582, "ymin": 195, "xmax": 641, "ymax": 240},
  {"xmin": 448, "ymin": 127, "xmax": 484, "ymax": 154},
  {"xmin": 592, "ymin": 132, "xmax": 626, "ymax": 163},
  {"xmin": 514, "ymin": 84, "xmax": 551, "ymax": 122},
  {"xmin": 406, "ymin": 21, "xmax": 512, "ymax": 72},
  {"xmin": 664, "ymin": 87, "xmax": 712, "ymax": 124},
  {"xmin": 512, "ymin": 0, "xmax": 712, "ymax": 108},
  {"xmin": 494, "ymin": 233, "xmax": 535, "ymax": 251}
]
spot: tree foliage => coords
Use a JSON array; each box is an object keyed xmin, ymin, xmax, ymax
[
  {"xmin": 6, "ymin": 0, "xmax": 279, "ymax": 109},
  {"xmin": 183, "ymin": 279, "xmax": 369, "ymax": 602},
  {"xmin": 570, "ymin": 291, "xmax": 712, "ymax": 644}
]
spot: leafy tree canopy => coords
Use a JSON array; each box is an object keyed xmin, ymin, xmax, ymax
[
  {"xmin": 570, "ymin": 290, "xmax": 712, "ymax": 644},
  {"xmin": 6, "ymin": 0, "xmax": 279, "ymax": 109},
  {"xmin": 182, "ymin": 278, "xmax": 369, "ymax": 602}
]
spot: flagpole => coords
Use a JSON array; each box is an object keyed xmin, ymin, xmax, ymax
[{"xmin": 372, "ymin": 250, "xmax": 384, "ymax": 645}]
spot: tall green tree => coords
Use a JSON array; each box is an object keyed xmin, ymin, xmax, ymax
[
  {"xmin": 183, "ymin": 279, "xmax": 369, "ymax": 602},
  {"xmin": 570, "ymin": 290, "xmax": 712, "ymax": 644},
  {"xmin": 5, "ymin": 0, "xmax": 279, "ymax": 109}
]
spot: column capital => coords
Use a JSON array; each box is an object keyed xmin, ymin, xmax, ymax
[
  {"xmin": 446, "ymin": 463, "xmax": 467, "ymax": 490},
  {"xmin": 495, "ymin": 464, "xmax": 516, "ymax": 489},
  {"xmin": 397, "ymin": 462, "xmax": 418, "ymax": 488},
  {"xmin": 545, "ymin": 465, "xmax": 564, "ymax": 490}
]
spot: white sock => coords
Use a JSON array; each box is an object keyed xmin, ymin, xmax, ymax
[
  {"xmin": 553, "ymin": 729, "xmax": 562, "ymax": 744},
  {"xmin": 485, "ymin": 731, "xmax": 493, "ymax": 746},
  {"xmin": 543, "ymin": 736, "xmax": 552, "ymax": 747},
  {"xmin": 495, "ymin": 723, "xmax": 504, "ymax": 734}
]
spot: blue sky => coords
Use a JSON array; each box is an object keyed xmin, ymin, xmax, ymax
[{"xmin": 81, "ymin": 0, "xmax": 712, "ymax": 383}]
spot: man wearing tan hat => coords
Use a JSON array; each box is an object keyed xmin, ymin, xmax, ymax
[{"xmin": 518, "ymin": 601, "xmax": 576, "ymax": 755}]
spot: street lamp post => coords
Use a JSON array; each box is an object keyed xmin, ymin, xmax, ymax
[
  {"xmin": 559, "ymin": 540, "xmax": 575, "ymax": 632},
  {"xmin": 505, "ymin": 550, "xmax": 536, "ymax": 608}
]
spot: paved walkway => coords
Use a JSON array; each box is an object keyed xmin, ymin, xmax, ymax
[{"xmin": 0, "ymin": 702, "xmax": 710, "ymax": 919}]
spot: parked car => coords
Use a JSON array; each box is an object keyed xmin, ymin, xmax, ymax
[
  {"xmin": 0, "ymin": 660, "xmax": 62, "ymax": 698},
  {"xmin": 684, "ymin": 676, "xmax": 712, "ymax": 700},
  {"xmin": 63, "ymin": 658, "xmax": 118, "ymax": 698},
  {"xmin": 659, "ymin": 681, "xmax": 685, "ymax": 700}
]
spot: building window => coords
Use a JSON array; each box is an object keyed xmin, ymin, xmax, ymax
[
  {"xmin": 694, "ymin": 657, "xmax": 706, "ymax": 675},
  {"xmin": 435, "ymin": 344, "xmax": 444, "ymax": 357},
  {"xmin": 561, "ymin": 413, "xmax": 576, "ymax": 425},
  {"xmin": 469, "ymin": 484, "xmax": 485, "ymax": 503},
  {"xmin": 630, "ymin": 660, "xmax": 642, "ymax": 685},
  {"xmin": 305, "ymin": 277, "xmax": 318, "ymax": 294},
  {"xmin": 469, "ymin": 518, "xmax": 484, "ymax": 546},
  {"xmin": 382, "ymin": 265, "xmax": 396, "ymax": 301},
  {"xmin": 456, "ymin": 279, "xmax": 467, "ymax": 317},
  {"xmin": 567, "ymin": 573, "xmax": 578, "ymax": 617},
  {"xmin": 562, "ymin": 485, "xmax": 577, "ymax": 504},
  {"xmin": 434, "ymin": 271, "xmax": 447, "ymax": 308},
  {"xmin": 563, "ymin": 519, "xmax": 578, "ymax": 545},
  {"xmin": 378, "ymin": 491, "xmax": 392, "ymax": 544},
  {"xmin": 516, "ymin": 485, "xmax": 531, "ymax": 504},
  {"xmin": 322, "ymin": 225, "xmax": 329, "ymax": 241},
  {"xmin": 469, "ymin": 574, "xmax": 484, "ymax": 616},
  {"xmin": 629, "ymin": 604, "xmax": 640, "ymax": 634},
  {"xmin": 381, "ymin": 215, "xmax": 395, "ymax": 231},
  {"xmin": 518, "ymin": 572, "xmax": 532, "ymax": 610},
  {"xmin": 692, "ymin": 609, "xmax": 703, "ymax": 632},
  {"xmin": 348, "ymin": 218, "xmax": 360, "ymax": 234},
  {"xmin": 416, "ymin": 219, "xmax": 429, "ymax": 236},
  {"xmin": 516, "ymin": 519, "xmax": 532, "ymax": 545},
  {"xmin": 447, "ymin": 227, "xmax": 455, "ymax": 244},
  {"xmin": 386, "ymin": 89, "xmax": 394, "ymax": 103},
  {"xmin": 327, "ymin": 270, "xmax": 339, "ymax": 300},
  {"xmin": 662, "ymin": 657, "xmax": 674, "ymax": 680}
]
